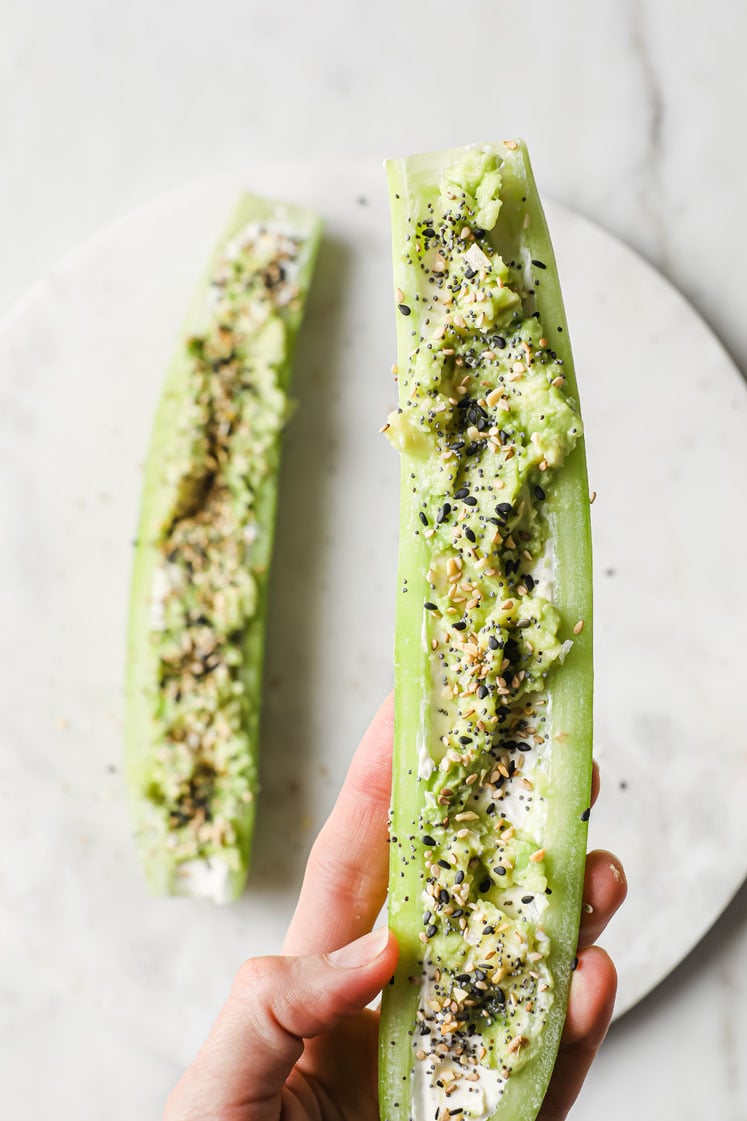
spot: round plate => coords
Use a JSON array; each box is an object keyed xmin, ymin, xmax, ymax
[{"xmin": 1, "ymin": 162, "xmax": 745, "ymax": 1093}]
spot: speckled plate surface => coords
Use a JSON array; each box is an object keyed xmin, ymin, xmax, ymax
[{"xmin": 0, "ymin": 163, "xmax": 745, "ymax": 1087}]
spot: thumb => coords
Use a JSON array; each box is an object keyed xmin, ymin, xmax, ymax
[{"xmin": 165, "ymin": 926, "xmax": 398, "ymax": 1121}]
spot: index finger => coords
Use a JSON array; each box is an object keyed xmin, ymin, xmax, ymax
[{"xmin": 282, "ymin": 694, "xmax": 394, "ymax": 957}]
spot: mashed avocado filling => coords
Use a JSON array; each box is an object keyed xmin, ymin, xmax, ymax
[
  {"xmin": 148, "ymin": 226, "xmax": 300, "ymax": 858},
  {"xmin": 126, "ymin": 200, "xmax": 321, "ymax": 900},
  {"xmin": 380, "ymin": 144, "xmax": 592, "ymax": 1121}
]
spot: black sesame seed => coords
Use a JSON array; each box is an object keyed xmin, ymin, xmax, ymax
[
  {"xmin": 571, "ymin": 956, "xmax": 579, "ymax": 970},
  {"xmin": 486, "ymin": 803, "xmax": 497, "ymax": 815},
  {"xmin": 419, "ymin": 511, "xmax": 429, "ymax": 526},
  {"xmin": 424, "ymin": 602, "xmax": 438, "ymax": 611},
  {"xmin": 436, "ymin": 503, "xmax": 451, "ymax": 523},
  {"xmin": 493, "ymin": 335, "xmax": 506, "ymax": 349},
  {"xmin": 494, "ymin": 865, "xmax": 506, "ymax": 876},
  {"xmin": 479, "ymin": 877, "xmax": 491, "ymax": 893},
  {"xmin": 465, "ymin": 443, "xmax": 480, "ymax": 457},
  {"xmin": 453, "ymin": 621, "xmax": 467, "ymax": 631},
  {"xmin": 426, "ymin": 924, "xmax": 438, "ymax": 938},
  {"xmin": 451, "ymin": 908, "xmax": 463, "ymax": 918},
  {"xmin": 534, "ymin": 484, "xmax": 546, "ymax": 501},
  {"xmin": 581, "ymin": 807, "xmax": 591, "ymax": 821},
  {"xmin": 454, "ymin": 487, "xmax": 470, "ymax": 499},
  {"xmin": 482, "ymin": 925, "xmax": 495, "ymax": 935},
  {"xmin": 521, "ymin": 895, "xmax": 534, "ymax": 904},
  {"xmin": 496, "ymin": 502, "xmax": 513, "ymax": 518},
  {"xmin": 422, "ymin": 834, "xmax": 437, "ymax": 847},
  {"xmin": 458, "ymin": 735, "xmax": 473, "ymax": 745},
  {"xmin": 488, "ymin": 636, "xmax": 500, "ymax": 650},
  {"xmin": 463, "ymin": 495, "xmax": 478, "ymax": 506},
  {"xmin": 531, "ymin": 259, "xmax": 547, "ymax": 269},
  {"xmin": 454, "ymin": 870, "xmax": 465, "ymax": 884},
  {"xmin": 476, "ymin": 685, "xmax": 489, "ymax": 699},
  {"xmin": 456, "ymin": 973, "xmax": 471, "ymax": 984},
  {"xmin": 398, "ymin": 303, "xmax": 411, "ymax": 316},
  {"xmin": 438, "ymin": 889, "xmax": 450, "ymax": 904},
  {"xmin": 524, "ymin": 574, "xmax": 535, "ymax": 591},
  {"xmin": 438, "ymin": 859, "xmax": 451, "ymax": 870},
  {"xmin": 464, "ymin": 527, "xmax": 476, "ymax": 543}
]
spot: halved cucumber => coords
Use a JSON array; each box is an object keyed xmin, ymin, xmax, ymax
[
  {"xmin": 379, "ymin": 142, "xmax": 592, "ymax": 1121},
  {"xmin": 125, "ymin": 193, "xmax": 321, "ymax": 902}
]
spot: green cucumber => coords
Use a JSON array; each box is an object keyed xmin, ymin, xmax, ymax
[
  {"xmin": 379, "ymin": 142, "xmax": 593, "ymax": 1121},
  {"xmin": 125, "ymin": 193, "xmax": 321, "ymax": 902}
]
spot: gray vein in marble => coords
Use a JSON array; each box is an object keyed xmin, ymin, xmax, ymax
[
  {"xmin": 716, "ymin": 897, "xmax": 745, "ymax": 1108},
  {"xmin": 626, "ymin": 0, "xmax": 668, "ymax": 271}
]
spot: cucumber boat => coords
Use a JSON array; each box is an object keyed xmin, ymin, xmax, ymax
[
  {"xmin": 125, "ymin": 193, "xmax": 321, "ymax": 902},
  {"xmin": 380, "ymin": 142, "xmax": 593, "ymax": 1121}
]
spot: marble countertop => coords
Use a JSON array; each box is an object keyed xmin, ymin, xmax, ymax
[{"xmin": 1, "ymin": 3, "xmax": 745, "ymax": 1119}]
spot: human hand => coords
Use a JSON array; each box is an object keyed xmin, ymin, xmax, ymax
[{"xmin": 165, "ymin": 694, "xmax": 626, "ymax": 1121}]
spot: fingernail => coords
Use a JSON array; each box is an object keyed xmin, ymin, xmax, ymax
[{"xmin": 328, "ymin": 927, "xmax": 390, "ymax": 968}]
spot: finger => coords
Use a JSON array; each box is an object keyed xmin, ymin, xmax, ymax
[
  {"xmin": 283, "ymin": 694, "xmax": 394, "ymax": 956},
  {"xmin": 539, "ymin": 946, "xmax": 617, "ymax": 1121},
  {"xmin": 578, "ymin": 850, "xmax": 627, "ymax": 947},
  {"xmin": 164, "ymin": 928, "xmax": 399, "ymax": 1121},
  {"xmin": 590, "ymin": 760, "xmax": 600, "ymax": 807}
]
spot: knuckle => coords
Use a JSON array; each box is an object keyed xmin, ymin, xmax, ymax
[
  {"xmin": 349, "ymin": 750, "xmax": 392, "ymax": 806},
  {"xmin": 234, "ymin": 954, "xmax": 267, "ymax": 995},
  {"xmin": 231, "ymin": 956, "xmax": 305, "ymax": 1064},
  {"xmin": 306, "ymin": 839, "xmax": 378, "ymax": 907}
]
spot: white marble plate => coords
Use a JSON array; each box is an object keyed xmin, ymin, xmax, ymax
[{"xmin": 1, "ymin": 162, "xmax": 745, "ymax": 1092}]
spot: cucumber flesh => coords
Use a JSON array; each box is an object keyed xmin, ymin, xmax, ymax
[
  {"xmin": 125, "ymin": 194, "xmax": 322, "ymax": 902},
  {"xmin": 379, "ymin": 142, "xmax": 592, "ymax": 1121}
]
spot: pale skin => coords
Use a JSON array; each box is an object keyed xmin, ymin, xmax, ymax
[{"xmin": 166, "ymin": 695, "xmax": 627, "ymax": 1121}]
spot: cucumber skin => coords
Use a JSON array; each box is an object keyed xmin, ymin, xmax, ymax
[
  {"xmin": 379, "ymin": 143, "xmax": 593, "ymax": 1121},
  {"xmin": 125, "ymin": 193, "xmax": 322, "ymax": 901}
]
